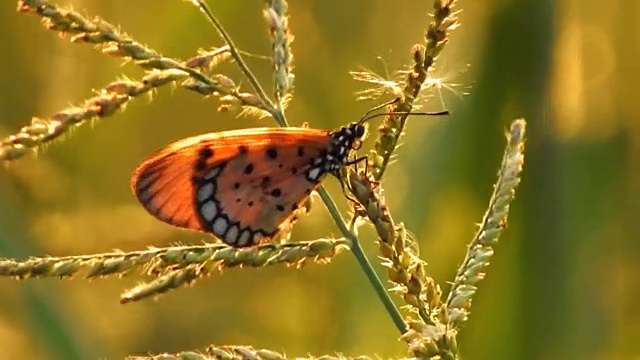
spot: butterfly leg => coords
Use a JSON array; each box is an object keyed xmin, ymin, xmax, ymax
[{"xmin": 339, "ymin": 155, "xmax": 369, "ymax": 205}]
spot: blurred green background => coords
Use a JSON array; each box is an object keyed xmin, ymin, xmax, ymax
[{"xmin": 0, "ymin": 0, "xmax": 637, "ymax": 359}]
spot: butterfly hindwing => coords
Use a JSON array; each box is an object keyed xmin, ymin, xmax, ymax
[
  {"xmin": 134, "ymin": 151, "xmax": 200, "ymax": 230},
  {"xmin": 208, "ymin": 143, "xmax": 326, "ymax": 245}
]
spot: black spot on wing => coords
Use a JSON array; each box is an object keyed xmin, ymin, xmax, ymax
[
  {"xmin": 266, "ymin": 147, "xmax": 278, "ymax": 159},
  {"xmin": 198, "ymin": 147, "xmax": 214, "ymax": 159}
]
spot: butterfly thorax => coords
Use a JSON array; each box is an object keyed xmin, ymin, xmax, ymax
[{"xmin": 315, "ymin": 122, "xmax": 365, "ymax": 178}]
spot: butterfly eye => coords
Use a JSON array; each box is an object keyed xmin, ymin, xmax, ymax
[{"xmin": 354, "ymin": 123, "xmax": 366, "ymax": 138}]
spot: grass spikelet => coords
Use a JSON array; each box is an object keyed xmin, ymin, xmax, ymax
[
  {"xmin": 341, "ymin": 0, "xmax": 460, "ymax": 336},
  {"xmin": 0, "ymin": 65, "xmax": 246, "ymax": 162},
  {"xmin": 119, "ymin": 239, "xmax": 349, "ymax": 303},
  {"xmin": 3, "ymin": 1, "xmax": 279, "ymax": 162},
  {"xmin": 347, "ymin": 169, "xmax": 441, "ymax": 326},
  {"xmin": 190, "ymin": 0, "xmax": 283, "ymax": 124},
  {"xmin": 19, "ymin": 0, "xmax": 159, "ymax": 62},
  {"xmin": 126, "ymin": 345, "xmax": 374, "ymax": 360},
  {"xmin": 400, "ymin": 317, "xmax": 457, "ymax": 359},
  {"xmin": 445, "ymin": 119, "xmax": 527, "ymax": 328},
  {"xmin": 120, "ymin": 265, "xmax": 200, "ymax": 303},
  {"xmin": 1, "ymin": 91, "xmax": 128, "ymax": 161},
  {"xmin": 0, "ymin": 239, "xmax": 349, "ymax": 281},
  {"xmin": 369, "ymin": 0, "xmax": 459, "ymax": 181},
  {"xmin": 264, "ymin": 0, "xmax": 295, "ymax": 105},
  {"xmin": 184, "ymin": 46, "xmax": 232, "ymax": 70}
]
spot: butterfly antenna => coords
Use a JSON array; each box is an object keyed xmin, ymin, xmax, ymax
[
  {"xmin": 358, "ymin": 98, "xmax": 401, "ymax": 123},
  {"xmin": 359, "ymin": 103, "xmax": 450, "ymax": 124}
]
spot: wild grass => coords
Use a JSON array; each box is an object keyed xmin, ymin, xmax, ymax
[{"xmin": 1, "ymin": 1, "xmax": 526, "ymax": 359}]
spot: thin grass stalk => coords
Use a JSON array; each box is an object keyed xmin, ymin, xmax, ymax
[
  {"xmin": 445, "ymin": 119, "xmax": 527, "ymax": 329},
  {"xmin": 4, "ymin": 1, "xmax": 287, "ymax": 161},
  {"xmin": 343, "ymin": 0, "xmax": 459, "ymax": 328},
  {"xmin": 120, "ymin": 238, "xmax": 348, "ymax": 303},
  {"xmin": 0, "ymin": 65, "xmax": 230, "ymax": 161},
  {"xmin": 316, "ymin": 188, "xmax": 406, "ymax": 333},
  {"xmin": 192, "ymin": 0, "xmax": 283, "ymax": 125},
  {"xmin": 398, "ymin": 119, "xmax": 527, "ymax": 360},
  {"xmin": 17, "ymin": 0, "xmax": 235, "ymax": 99},
  {"xmin": 347, "ymin": 169, "xmax": 441, "ymax": 327},
  {"xmin": 127, "ymin": 345, "xmax": 374, "ymax": 360},
  {"xmin": 0, "ymin": 239, "xmax": 348, "ymax": 280},
  {"xmin": 370, "ymin": 0, "xmax": 458, "ymax": 181},
  {"xmin": 263, "ymin": 0, "xmax": 294, "ymax": 107},
  {"xmin": 191, "ymin": 0, "xmax": 407, "ymax": 333}
]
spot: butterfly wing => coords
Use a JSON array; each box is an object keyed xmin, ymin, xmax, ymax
[{"xmin": 132, "ymin": 127, "xmax": 333, "ymax": 247}]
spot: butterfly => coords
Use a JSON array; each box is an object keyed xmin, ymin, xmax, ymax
[{"xmin": 131, "ymin": 122, "xmax": 365, "ymax": 248}]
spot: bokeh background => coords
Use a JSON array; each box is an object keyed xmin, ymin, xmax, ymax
[{"xmin": 0, "ymin": 0, "xmax": 637, "ymax": 359}]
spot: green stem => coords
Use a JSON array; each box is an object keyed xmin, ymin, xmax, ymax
[
  {"xmin": 195, "ymin": 0, "xmax": 284, "ymax": 125},
  {"xmin": 317, "ymin": 187, "xmax": 407, "ymax": 333},
  {"xmin": 194, "ymin": 0, "xmax": 405, "ymax": 335},
  {"xmin": 276, "ymin": 107, "xmax": 289, "ymax": 127}
]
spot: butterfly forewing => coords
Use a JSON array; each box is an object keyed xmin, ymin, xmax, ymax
[{"xmin": 132, "ymin": 127, "xmax": 345, "ymax": 247}]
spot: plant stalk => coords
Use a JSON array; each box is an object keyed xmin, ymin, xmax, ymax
[
  {"xmin": 317, "ymin": 187, "xmax": 406, "ymax": 333},
  {"xmin": 194, "ymin": 0, "xmax": 405, "ymax": 333}
]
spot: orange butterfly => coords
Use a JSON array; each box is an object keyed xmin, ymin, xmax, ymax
[{"xmin": 131, "ymin": 123, "xmax": 365, "ymax": 247}]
